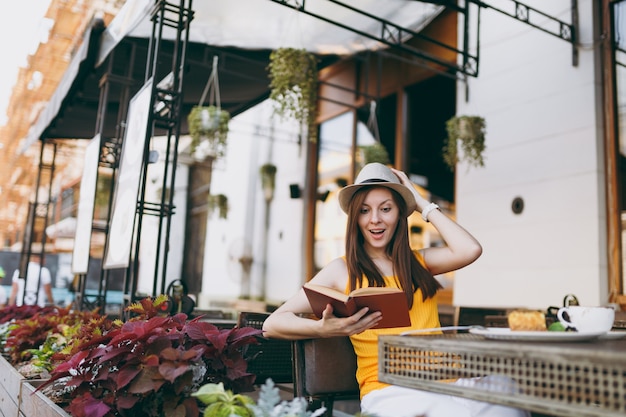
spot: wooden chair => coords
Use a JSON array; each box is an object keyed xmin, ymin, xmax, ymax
[
  {"xmin": 292, "ymin": 336, "xmax": 360, "ymax": 416},
  {"xmin": 238, "ymin": 312, "xmax": 360, "ymax": 415}
]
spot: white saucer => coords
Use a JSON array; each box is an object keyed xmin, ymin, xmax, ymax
[
  {"xmin": 469, "ymin": 327, "xmax": 606, "ymax": 342},
  {"xmin": 598, "ymin": 331, "xmax": 626, "ymax": 340}
]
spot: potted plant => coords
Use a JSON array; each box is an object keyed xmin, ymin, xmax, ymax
[
  {"xmin": 259, "ymin": 163, "xmax": 277, "ymax": 202},
  {"xmin": 443, "ymin": 115, "xmax": 486, "ymax": 170},
  {"xmin": 358, "ymin": 142, "xmax": 390, "ymax": 167},
  {"xmin": 188, "ymin": 105, "xmax": 231, "ymax": 159},
  {"xmin": 208, "ymin": 194, "xmax": 229, "ymax": 219},
  {"xmin": 267, "ymin": 48, "xmax": 318, "ymax": 142}
]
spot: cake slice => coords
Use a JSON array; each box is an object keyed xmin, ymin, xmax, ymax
[{"xmin": 507, "ymin": 310, "xmax": 547, "ymax": 331}]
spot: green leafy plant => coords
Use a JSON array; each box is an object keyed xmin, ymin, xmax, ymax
[
  {"xmin": 359, "ymin": 142, "xmax": 390, "ymax": 167},
  {"xmin": 268, "ymin": 48, "xmax": 318, "ymax": 142},
  {"xmin": 39, "ymin": 296, "xmax": 262, "ymax": 417},
  {"xmin": 193, "ymin": 382, "xmax": 255, "ymax": 417},
  {"xmin": 443, "ymin": 115, "xmax": 486, "ymax": 170},
  {"xmin": 188, "ymin": 105, "xmax": 231, "ymax": 158},
  {"xmin": 194, "ymin": 379, "xmax": 326, "ymax": 417},
  {"xmin": 208, "ymin": 194, "xmax": 229, "ymax": 219}
]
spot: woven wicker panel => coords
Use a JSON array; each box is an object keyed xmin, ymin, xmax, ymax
[{"xmin": 379, "ymin": 334, "xmax": 626, "ymax": 417}]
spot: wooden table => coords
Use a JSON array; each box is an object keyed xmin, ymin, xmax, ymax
[{"xmin": 378, "ymin": 332, "xmax": 626, "ymax": 417}]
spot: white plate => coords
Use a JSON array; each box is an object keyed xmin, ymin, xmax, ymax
[
  {"xmin": 469, "ymin": 327, "xmax": 606, "ymax": 342},
  {"xmin": 598, "ymin": 331, "xmax": 626, "ymax": 340}
]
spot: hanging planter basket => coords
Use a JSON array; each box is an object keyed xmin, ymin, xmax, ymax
[
  {"xmin": 443, "ymin": 115, "xmax": 486, "ymax": 170},
  {"xmin": 188, "ymin": 55, "xmax": 231, "ymax": 159},
  {"xmin": 208, "ymin": 194, "xmax": 229, "ymax": 219},
  {"xmin": 268, "ymin": 47, "xmax": 318, "ymax": 142},
  {"xmin": 188, "ymin": 105, "xmax": 230, "ymax": 157}
]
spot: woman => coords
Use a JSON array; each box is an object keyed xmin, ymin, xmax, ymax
[{"xmin": 263, "ymin": 163, "xmax": 529, "ymax": 417}]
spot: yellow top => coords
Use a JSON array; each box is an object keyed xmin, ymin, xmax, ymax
[{"xmin": 346, "ymin": 254, "xmax": 441, "ymax": 399}]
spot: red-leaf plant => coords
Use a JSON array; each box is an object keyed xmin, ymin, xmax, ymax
[
  {"xmin": 0, "ymin": 304, "xmax": 56, "ymax": 324},
  {"xmin": 39, "ymin": 297, "xmax": 262, "ymax": 417},
  {"xmin": 3, "ymin": 306, "xmax": 99, "ymax": 365}
]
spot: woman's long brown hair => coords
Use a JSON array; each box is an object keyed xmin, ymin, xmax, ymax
[{"xmin": 344, "ymin": 186, "xmax": 442, "ymax": 308}]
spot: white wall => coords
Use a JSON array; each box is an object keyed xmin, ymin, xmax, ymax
[
  {"xmin": 454, "ymin": 1, "xmax": 608, "ymax": 308},
  {"xmin": 201, "ymin": 101, "xmax": 308, "ymax": 306}
]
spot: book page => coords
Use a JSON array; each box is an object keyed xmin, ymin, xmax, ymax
[
  {"xmin": 350, "ymin": 286, "xmax": 403, "ymax": 296},
  {"xmin": 303, "ymin": 283, "xmax": 350, "ymax": 302}
]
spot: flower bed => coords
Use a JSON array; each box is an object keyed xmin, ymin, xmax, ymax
[
  {"xmin": 0, "ymin": 298, "xmax": 263, "ymax": 417},
  {"xmin": 0, "ymin": 300, "xmax": 345, "ymax": 417}
]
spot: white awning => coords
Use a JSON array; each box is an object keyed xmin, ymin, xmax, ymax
[
  {"xmin": 98, "ymin": 0, "xmax": 444, "ymax": 64},
  {"xmin": 21, "ymin": 0, "xmax": 444, "ymax": 153}
]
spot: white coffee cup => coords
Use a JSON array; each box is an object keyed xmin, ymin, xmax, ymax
[{"xmin": 557, "ymin": 306, "xmax": 615, "ymax": 333}]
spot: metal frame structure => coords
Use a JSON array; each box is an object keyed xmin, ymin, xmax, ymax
[
  {"xmin": 71, "ymin": 1, "xmax": 194, "ymax": 314},
  {"xmin": 473, "ymin": 0, "xmax": 579, "ymax": 66},
  {"xmin": 112, "ymin": 0, "xmax": 192, "ymax": 315},
  {"xmin": 74, "ymin": 42, "xmax": 138, "ymax": 314},
  {"xmin": 270, "ymin": 0, "xmax": 578, "ymax": 79},
  {"xmin": 17, "ymin": 141, "xmax": 57, "ymax": 306}
]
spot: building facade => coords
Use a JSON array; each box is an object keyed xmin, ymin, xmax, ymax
[{"xmin": 3, "ymin": 1, "xmax": 625, "ymax": 313}]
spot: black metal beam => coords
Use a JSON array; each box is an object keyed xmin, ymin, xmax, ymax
[
  {"xmin": 268, "ymin": 0, "xmax": 475, "ymax": 76},
  {"xmin": 473, "ymin": 0, "xmax": 576, "ymax": 43},
  {"xmin": 269, "ymin": 0, "xmax": 579, "ymax": 78},
  {"xmin": 471, "ymin": 0, "xmax": 578, "ymax": 66}
]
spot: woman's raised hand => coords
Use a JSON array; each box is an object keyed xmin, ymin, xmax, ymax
[{"xmin": 390, "ymin": 167, "xmax": 429, "ymax": 211}]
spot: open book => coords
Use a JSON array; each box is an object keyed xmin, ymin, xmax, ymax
[{"xmin": 302, "ymin": 282, "xmax": 411, "ymax": 329}]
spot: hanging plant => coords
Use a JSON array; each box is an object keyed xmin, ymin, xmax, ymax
[
  {"xmin": 259, "ymin": 163, "xmax": 277, "ymax": 192},
  {"xmin": 359, "ymin": 142, "xmax": 390, "ymax": 167},
  {"xmin": 443, "ymin": 115, "xmax": 486, "ymax": 170},
  {"xmin": 267, "ymin": 48, "xmax": 318, "ymax": 142},
  {"xmin": 259, "ymin": 163, "xmax": 277, "ymax": 202},
  {"xmin": 208, "ymin": 194, "xmax": 229, "ymax": 219},
  {"xmin": 188, "ymin": 105, "xmax": 230, "ymax": 158},
  {"xmin": 188, "ymin": 55, "xmax": 231, "ymax": 159}
]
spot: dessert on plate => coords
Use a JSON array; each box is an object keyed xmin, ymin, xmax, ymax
[{"xmin": 507, "ymin": 310, "xmax": 547, "ymax": 331}]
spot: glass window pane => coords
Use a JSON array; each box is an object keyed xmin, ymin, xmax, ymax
[{"xmin": 315, "ymin": 112, "xmax": 353, "ymax": 271}]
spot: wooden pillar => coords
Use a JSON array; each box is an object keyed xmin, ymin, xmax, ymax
[
  {"xmin": 600, "ymin": 0, "xmax": 623, "ymax": 302},
  {"xmin": 181, "ymin": 158, "xmax": 213, "ymax": 296}
]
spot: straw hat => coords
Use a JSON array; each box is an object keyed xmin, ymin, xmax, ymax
[{"xmin": 338, "ymin": 163, "xmax": 417, "ymax": 214}]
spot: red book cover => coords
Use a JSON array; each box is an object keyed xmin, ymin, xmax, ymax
[{"xmin": 302, "ymin": 283, "xmax": 411, "ymax": 329}]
